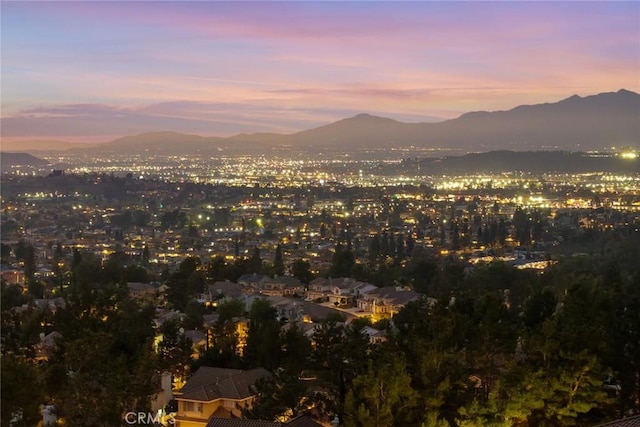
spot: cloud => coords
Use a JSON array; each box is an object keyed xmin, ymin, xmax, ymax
[
  {"xmin": 2, "ymin": 1, "xmax": 637, "ymax": 141},
  {"xmin": 0, "ymin": 101, "xmax": 354, "ymax": 140}
]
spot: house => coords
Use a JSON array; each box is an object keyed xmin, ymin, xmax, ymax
[
  {"xmin": 199, "ymin": 281, "xmax": 244, "ymax": 307},
  {"xmin": 154, "ymin": 309, "xmax": 185, "ymax": 329},
  {"xmin": 356, "ymin": 287, "xmax": 421, "ymax": 317},
  {"xmin": 237, "ymin": 274, "xmax": 271, "ymax": 288},
  {"xmin": 151, "ymin": 371, "xmax": 174, "ymax": 414},
  {"xmin": 261, "ymin": 276, "xmax": 304, "ymax": 297},
  {"xmin": 306, "ymin": 277, "xmax": 375, "ymax": 306},
  {"xmin": 184, "ymin": 330, "xmax": 208, "ymax": 358},
  {"xmin": 264, "ymin": 296, "xmax": 357, "ymax": 324},
  {"xmin": 127, "ymin": 282, "xmax": 157, "ymax": 300},
  {"xmin": 173, "ymin": 366, "xmax": 271, "ymax": 427},
  {"xmin": 593, "ymin": 414, "xmax": 640, "ymax": 427},
  {"xmin": 1, "ymin": 269, "xmax": 25, "ymax": 285},
  {"xmin": 35, "ymin": 331, "xmax": 61, "ymax": 362},
  {"xmin": 326, "ymin": 279, "xmax": 376, "ymax": 307},
  {"xmin": 306, "ymin": 278, "xmax": 334, "ymax": 302},
  {"xmin": 31, "ymin": 297, "xmax": 67, "ymax": 314},
  {"xmin": 361, "ymin": 326, "xmax": 387, "ymax": 344},
  {"xmin": 202, "ymin": 313, "xmax": 220, "ymax": 329}
]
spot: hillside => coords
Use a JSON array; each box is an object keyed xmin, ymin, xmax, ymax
[
  {"xmin": 1, "ymin": 152, "xmax": 50, "ymax": 170},
  {"xmin": 405, "ymin": 151, "xmax": 640, "ymax": 175},
  {"xmin": 77, "ymin": 131, "xmax": 274, "ymax": 155}
]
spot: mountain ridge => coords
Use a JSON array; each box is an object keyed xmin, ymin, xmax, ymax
[{"xmin": 5, "ymin": 89, "xmax": 638, "ymax": 154}]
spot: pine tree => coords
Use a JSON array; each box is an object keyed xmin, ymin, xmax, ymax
[{"xmin": 273, "ymin": 244, "xmax": 285, "ymax": 276}]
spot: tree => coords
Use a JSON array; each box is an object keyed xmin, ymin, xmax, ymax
[
  {"xmin": 0, "ymin": 242, "xmax": 12, "ymax": 264},
  {"xmin": 344, "ymin": 358, "xmax": 417, "ymax": 427},
  {"xmin": 1, "ymin": 354, "xmax": 43, "ymax": 426},
  {"xmin": 51, "ymin": 331, "xmax": 157, "ymax": 427},
  {"xmin": 280, "ymin": 322, "xmax": 312, "ymax": 375},
  {"xmin": 273, "ymin": 244, "xmax": 285, "ymax": 276},
  {"xmin": 243, "ymin": 299, "xmax": 281, "ymax": 370},
  {"xmin": 182, "ymin": 300, "xmax": 205, "ymax": 330},
  {"xmin": 166, "ymin": 257, "xmax": 204, "ymax": 311},
  {"xmin": 142, "ymin": 245, "xmax": 150, "ymax": 263},
  {"xmin": 48, "ymin": 296, "xmax": 157, "ymax": 427},
  {"xmin": 407, "ymin": 246, "xmax": 437, "ymax": 294},
  {"xmin": 368, "ymin": 235, "xmax": 381, "ymax": 265},
  {"xmin": 247, "ymin": 246, "xmax": 263, "ymax": 274},
  {"xmin": 312, "ymin": 319, "xmax": 345, "ymax": 371},
  {"xmin": 291, "ymin": 258, "xmax": 313, "ymax": 284},
  {"xmin": 244, "ymin": 368, "xmax": 305, "ymax": 421},
  {"xmin": 1, "ymin": 281, "xmax": 27, "ymax": 310},
  {"xmin": 330, "ymin": 243, "xmax": 355, "ymax": 278},
  {"xmin": 216, "ymin": 299, "xmax": 245, "ymax": 325},
  {"xmin": 513, "ymin": 206, "xmax": 531, "ymax": 245},
  {"xmin": 158, "ymin": 319, "xmax": 193, "ymax": 381},
  {"xmin": 15, "ymin": 241, "xmax": 36, "ymax": 282}
]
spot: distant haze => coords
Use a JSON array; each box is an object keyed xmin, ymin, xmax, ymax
[{"xmin": 3, "ymin": 89, "xmax": 638, "ymax": 155}]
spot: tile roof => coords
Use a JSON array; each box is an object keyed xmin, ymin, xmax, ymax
[
  {"xmin": 237, "ymin": 274, "xmax": 271, "ymax": 284},
  {"xmin": 364, "ymin": 286, "xmax": 420, "ymax": 305},
  {"xmin": 285, "ymin": 415, "xmax": 324, "ymax": 427},
  {"xmin": 205, "ymin": 419, "xmax": 280, "ymax": 427},
  {"xmin": 594, "ymin": 415, "xmax": 640, "ymax": 427},
  {"xmin": 178, "ymin": 367, "xmax": 270, "ymax": 402},
  {"xmin": 184, "ymin": 329, "xmax": 207, "ymax": 343},
  {"xmin": 208, "ymin": 281, "xmax": 244, "ymax": 296}
]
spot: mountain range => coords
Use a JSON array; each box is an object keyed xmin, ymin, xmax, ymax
[{"xmin": 2, "ymin": 89, "xmax": 638, "ymax": 155}]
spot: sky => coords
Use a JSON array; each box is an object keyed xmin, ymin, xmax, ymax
[{"xmin": 1, "ymin": 1, "xmax": 639, "ymax": 143}]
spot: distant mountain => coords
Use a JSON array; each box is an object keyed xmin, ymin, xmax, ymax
[
  {"xmin": 1, "ymin": 152, "xmax": 50, "ymax": 170},
  {"xmin": 281, "ymin": 89, "xmax": 639, "ymax": 151},
  {"xmin": 425, "ymin": 89, "xmax": 640, "ymax": 152},
  {"xmin": 79, "ymin": 131, "xmax": 271, "ymax": 155},
  {"xmin": 8, "ymin": 89, "xmax": 639, "ymax": 155},
  {"xmin": 282, "ymin": 113, "xmax": 425, "ymax": 148}
]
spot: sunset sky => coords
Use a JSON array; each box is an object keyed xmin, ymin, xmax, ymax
[{"xmin": 1, "ymin": 1, "xmax": 639, "ymax": 142}]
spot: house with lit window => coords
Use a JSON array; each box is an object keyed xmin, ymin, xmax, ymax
[
  {"xmin": 260, "ymin": 276, "xmax": 304, "ymax": 297},
  {"xmin": 306, "ymin": 277, "xmax": 375, "ymax": 306},
  {"xmin": 173, "ymin": 366, "xmax": 270, "ymax": 427},
  {"xmin": 356, "ymin": 287, "xmax": 421, "ymax": 317}
]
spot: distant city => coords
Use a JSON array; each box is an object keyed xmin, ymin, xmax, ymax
[{"xmin": 2, "ymin": 136, "xmax": 639, "ymax": 426}]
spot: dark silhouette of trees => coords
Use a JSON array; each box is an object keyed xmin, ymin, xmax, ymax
[
  {"xmin": 291, "ymin": 258, "xmax": 313, "ymax": 284},
  {"xmin": 273, "ymin": 244, "xmax": 285, "ymax": 276},
  {"xmin": 243, "ymin": 299, "xmax": 281, "ymax": 371},
  {"xmin": 247, "ymin": 246, "xmax": 263, "ymax": 274},
  {"xmin": 330, "ymin": 243, "xmax": 355, "ymax": 278}
]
